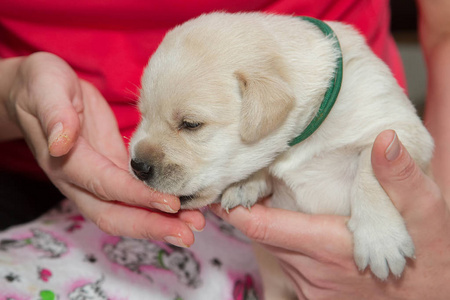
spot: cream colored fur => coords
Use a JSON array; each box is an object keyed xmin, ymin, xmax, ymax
[{"xmin": 130, "ymin": 12, "xmax": 434, "ymax": 298}]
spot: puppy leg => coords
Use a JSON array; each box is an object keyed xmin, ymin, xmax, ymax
[
  {"xmin": 221, "ymin": 168, "xmax": 272, "ymax": 211},
  {"xmin": 348, "ymin": 147, "xmax": 414, "ymax": 280}
]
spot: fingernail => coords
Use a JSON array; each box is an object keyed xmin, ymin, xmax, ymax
[
  {"xmin": 164, "ymin": 236, "xmax": 188, "ymax": 248},
  {"xmin": 385, "ymin": 132, "xmax": 401, "ymax": 161},
  {"xmin": 187, "ymin": 223, "xmax": 203, "ymax": 232},
  {"xmin": 151, "ymin": 202, "xmax": 177, "ymax": 213},
  {"xmin": 48, "ymin": 122, "xmax": 64, "ymax": 146}
]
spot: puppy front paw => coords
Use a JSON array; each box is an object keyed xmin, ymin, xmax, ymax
[
  {"xmin": 221, "ymin": 182, "xmax": 259, "ymax": 212},
  {"xmin": 220, "ymin": 169, "xmax": 272, "ymax": 212},
  {"xmin": 348, "ymin": 217, "xmax": 415, "ymax": 280}
]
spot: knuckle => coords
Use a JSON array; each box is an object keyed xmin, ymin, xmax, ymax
[
  {"xmin": 8, "ymin": 83, "xmax": 24, "ymax": 109},
  {"xmin": 29, "ymin": 51, "xmax": 56, "ymax": 62},
  {"xmin": 302, "ymin": 286, "xmax": 329, "ymax": 300},
  {"xmin": 131, "ymin": 213, "xmax": 157, "ymax": 240},
  {"xmin": 95, "ymin": 212, "xmax": 119, "ymax": 236},
  {"xmin": 85, "ymin": 178, "xmax": 110, "ymax": 201},
  {"xmin": 242, "ymin": 212, "xmax": 269, "ymax": 242},
  {"xmin": 394, "ymin": 155, "xmax": 419, "ymax": 182},
  {"xmin": 136, "ymin": 228, "xmax": 157, "ymax": 241}
]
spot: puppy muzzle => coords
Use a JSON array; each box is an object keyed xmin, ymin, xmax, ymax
[{"xmin": 130, "ymin": 159, "xmax": 153, "ymax": 181}]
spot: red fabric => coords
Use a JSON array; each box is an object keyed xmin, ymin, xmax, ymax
[{"xmin": 0, "ymin": 0, "xmax": 404, "ymax": 179}]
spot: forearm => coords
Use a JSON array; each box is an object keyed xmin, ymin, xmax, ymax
[
  {"xmin": 417, "ymin": 0, "xmax": 450, "ymax": 187},
  {"xmin": 422, "ymin": 38, "xmax": 450, "ymax": 183},
  {"xmin": 0, "ymin": 57, "xmax": 25, "ymax": 141}
]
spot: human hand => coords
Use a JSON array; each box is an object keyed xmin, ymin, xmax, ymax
[
  {"xmin": 212, "ymin": 130, "xmax": 450, "ymax": 299},
  {"xmin": 4, "ymin": 52, "xmax": 205, "ymax": 246}
]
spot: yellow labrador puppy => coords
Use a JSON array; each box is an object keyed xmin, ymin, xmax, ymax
[{"xmin": 129, "ymin": 12, "xmax": 433, "ymax": 298}]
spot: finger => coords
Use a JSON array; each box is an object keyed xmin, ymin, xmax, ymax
[
  {"xmin": 16, "ymin": 78, "xmax": 81, "ymax": 158},
  {"xmin": 22, "ymin": 53, "xmax": 83, "ymax": 157},
  {"xmin": 77, "ymin": 80, "xmax": 128, "ymax": 169},
  {"xmin": 371, "ymin": 130, "xmax": 443, "ymax": 221},
  {"xmin": 46, "ymin": 108, "xmax": 81, "ymax": 157},
  {"xmin": 178, "ymin": 209, "xmax": 206, "ymax": 232},
  {"xmin": 39, "ymin": 81, "xmax": 82, "ymax": 157},
  {"xmin": 210, "ymin": 204, "xmax": 352, "ymax": 257},
  {"xmin": 49, "ymin": 137, "xmax": 181, "ymax": 213},
  {"xmin": 64, "ymin": 185, "xmax": 200, "ymax": 247}
]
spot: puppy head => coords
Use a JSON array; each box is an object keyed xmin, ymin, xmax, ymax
[{"xmin": 129, "ymin": 13, "xmax": 294, "ymax": 209}]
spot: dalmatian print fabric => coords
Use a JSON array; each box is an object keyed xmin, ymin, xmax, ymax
[{"xmin": 0, "ymin": 200, "xmax": 261, "ymax": 300}]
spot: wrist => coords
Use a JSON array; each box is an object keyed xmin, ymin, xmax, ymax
[{"xmin": 0, "ymin": 56, "xmax": 26, "ymax": 141}]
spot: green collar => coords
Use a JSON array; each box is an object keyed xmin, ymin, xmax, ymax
[{"xmin": 288, "ymin": 16, "xmax": 343, "ymax": 146}]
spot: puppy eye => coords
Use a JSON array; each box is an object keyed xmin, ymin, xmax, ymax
[{"xmin": 180, "ymin": 120, "xmax": 202, "ymax": 130}]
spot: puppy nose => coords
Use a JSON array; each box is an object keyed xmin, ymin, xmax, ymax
[{"xmin": 130, "ymin": 159, "xmax": 153, "ymax": 181}]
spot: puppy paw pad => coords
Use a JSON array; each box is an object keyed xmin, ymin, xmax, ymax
[{"xmin": 349, "ymin": 219, "xmax": 414, "ymax": 280}]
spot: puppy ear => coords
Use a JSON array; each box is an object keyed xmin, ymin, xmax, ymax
[{"xmin": 236, "ymin": 65, "xmax": 294, "ymax": 143}]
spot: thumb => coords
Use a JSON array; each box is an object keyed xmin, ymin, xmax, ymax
[
  {"xmin": 18, "ymin": 89, "xmax": 82, "ymax": 158},
  {"xmin": 210, "ymin": 204, "xmax": 352, "ymax": 257},
  {"xmin": 371, "ymin": 130, "xmax": 441, "ymax": 220},
  {"xmin": 44, "ymin": 95, "xmax": 82, "ymax": 157},
  {"xmin": 16, "ymin": 90, "xmax": 81, "ymax": 159},
  {"xmin": 29, "ymin": 55, "xmax": 84, "ymax": 157}
]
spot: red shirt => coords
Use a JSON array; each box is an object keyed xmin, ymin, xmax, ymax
[{"xmin": 0, "ymin": 0, "xmax": 404, "ymax": 179}]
